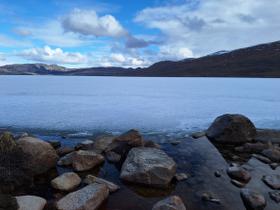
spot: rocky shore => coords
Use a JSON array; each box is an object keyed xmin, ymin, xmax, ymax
[{"xmin": 1, "ymin": 114, "xmax": 280, "ymax": 210}]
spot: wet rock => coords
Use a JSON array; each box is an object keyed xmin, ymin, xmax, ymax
[
  {"xmin": 56, "ymin": 147, "xmax": 75, "ymax": 157},
  {"xmin": 201, "ymin": 192, "xmax": 221, "ymax": 204},
  {"xmin": 56, "ymin": 183, "xmax": 109, "ymax": 210},
  {"xmin": 17, "ymin": 137, "xmax": 59, "ymax": 175},
  {"xmin": 120, "ymin": 147, "xmax": 176, "ymax": 187},
  {"xmin": 105, "ymin": 151, "xmax": 121, "ymax": 163},
  {"xmin": 191, "ymin": 131, "xmax": 206, "ymax": 139},
  {"xmin": 261, "ymin": 148, "xmax": 280, "ymax": 162},
  {"xmin": 231, "ymin": 179, "xmax": 246, "ymax": 188},
  {"xmin": 206, "ymin": 114, "xmax": 256, "ymax": 144},
  {"xmin": 262, "ymin": 175, "xmax": 280, "ymax": 189},
  {"xmin": 51, "ymin": 172, "xmax": 81, "ymax": 191},
  {"xmin": 46, "ymin": 140, "xmax": 61, "ymax": 149},
  {"xmin": 93, "ymin": 135, "xmax": 114, "ymax": 153},
  {"xmin": 72, "ymin": 150, "xmax": 104, "ymax": 171},
  {"xmin": 175, "ymin": 173, "xmax": 188, "ymax": 181},
  {"xmin": 269, "ymin": 191, "xmax": 280, "ymax": 203},
  {"xmin": 105, "ymin": 129, "xmax": 144, "ymax": 160},
  {"xmin": 16, "ymin": 195, "xmax": 46, "ymax": 210},
  {"xmin": 152, "ymin": 196, "xmax": 186, "ymax": 210},
  {"xmin": 0, "ymin": 194, "xmax": 18, "ymax": 210},
  {"xmin": 84, "ymin": 175, "xmax": 120, "ymax": 193},
  {"xmin": 252, "ymin": 154, "xmax": 272, "ymax": 164},
  {"xmin": 240, "ymin": 188, "xmax": 266, "ymax": 210},
  {"xmin": 227, "ymin": 166, "xmax": 251, "ymax": 183},
  {"xmin": 57, "ymin": 152, "xmax": 76, "ymax": 166}
]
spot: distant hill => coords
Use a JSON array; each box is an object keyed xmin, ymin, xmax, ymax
[{"xmin": 1, "ymin": 41, "xmax": 280, "ymax": 77}]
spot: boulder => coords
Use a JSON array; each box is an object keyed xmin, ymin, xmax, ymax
[
  {"xmin": 93, "ymin": 135, "xmax": 114, "ymax": 153},
  {"xmin": 16, "ymin": 195, "xmax": 46, "ymax": 210},
  {"xmin": 84, "ymin": 175, "xmax": 120, "ymax": 193},
  {"xmin": 240, "ymin": 189, "xmax": 266, "ymax": 210},
  {"xmin": 72, "ymin": 150, "xmax": 104, "ymax": 171},
  {"xmin": 51, "ymin": 172, "xmax": 81, "ymax": 191},
  {"xmin": 57, "ymin": 152, "xmax": 76, "ymax": 166},
  {"xmin": 206, "ymin": 114, "xmax": 256, "ymax": 144},
  {"xmin": 227, "ymin": 166, "xmax": 251, "ymax": 183},
  {"xmin": 120, "ymin": 147, "xmax": 176, "ymax": 187},
  {"xmin": 0, "ymin": 194, "xmax": 18, "ymax": 210},
  {"xmin": 17, "ymin": 137, "xmax": 58, "ymax": 175},
  {"xmin": 0, "ymin": 133, "xmax": 33, "ymax": 193},
  {"xmin": 56, "ymin": 183, "xmax": 109, "ymax": 210},
  {"xmin": 106, "ymin": 129, "xmax": 144, "ymax": 160},
  {"xmin": 262, "ymin": 175, "xmax": 280, "ymax": 190},
  {"xmin": 152, "ymin": 196, "xmax": 186, "ymax": 210},
  {"xmin": 56, "ymin": 147, "xmax": 75, "ymax": 156}
]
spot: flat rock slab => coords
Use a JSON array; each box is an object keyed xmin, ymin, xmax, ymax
[
  {"xmin": 16, "ymin": 195, "xmax": 46, "ymax": 210},
  {"xmin": 56, "ymin": 183, "xmax": 109, "ymax": 210}
]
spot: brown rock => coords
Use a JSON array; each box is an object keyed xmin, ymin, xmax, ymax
[
  {"xmin": 84, "ymin": 175, "xmax": 120, "ymax": 193},
  {"xmin": 227, "ymin": 166, "xmax": 251, "ymax": 183},
  {"xmin": 152, "ymin": 196, "xmax": 186, "ymax": 210},
  {"xmin": 72, "ymin": 150, "xmax": 104, "ymax": 171},
  {"xmin": 51, "ymin": 172, "xmax": 81, "ymax": 191},
  {"xmin": 56, "ymin": 147, "xmax": 75, "ymax": 157}
]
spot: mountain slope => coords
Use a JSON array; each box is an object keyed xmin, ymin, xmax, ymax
[{"xmin": 1, "ymin": 41, "xmax": 280, "ymax": 77}]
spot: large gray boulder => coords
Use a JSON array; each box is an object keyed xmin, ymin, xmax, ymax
[
  {"xmin": 51, "ymin": 172, "xmax": 81, "ymax": 191},
  {"xmin": 152, "ymin": 196, "xmax": 186, "ymax": 210},
  {"xmin": 56, "ymin": 183, "xmax": 109, "ymax": 210},
  {"xmin": 120, "ymin": 147, "xmax": 176, "ymax": 187},
  {"xmin": 72, "ymin": 150, "xmax": 104, "ymax": 171},
  {"xmin": 16, "ymin": 195, "xmax": 46, "ymax": 210},
  {"xmin": 206, "ymin": 114, "xmax": 256, "ymax": 144},
  {"xmin": 17, "ymin": 137, "xmax": 58, "ymax": 175}
]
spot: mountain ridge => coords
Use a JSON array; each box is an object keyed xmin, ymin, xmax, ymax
[{"xmin": 1, "ymin": 40, "xmax": 280, "ymax": 77}]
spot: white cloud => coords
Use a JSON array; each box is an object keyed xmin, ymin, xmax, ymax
[
  {"xmin": 62, "ymin": 9, "xmax": 126, "ymax": 37},
  {"xmin": 18, "ymin": 46, "xmax": 88, "ymax": 65},
  {"xmin": 135, "ymin": 0, "xmax": 280, "ymax": 56}
]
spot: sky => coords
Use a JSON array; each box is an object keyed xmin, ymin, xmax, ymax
[{"xmin": 0, "ymin": 0, "xmax": 280, "ymax": 68}]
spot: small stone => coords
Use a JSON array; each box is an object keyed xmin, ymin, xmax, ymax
[
  {"xmin": 227, "ymin": 166, "xmax": 251, "ymax": 183},
  {"xmin": 170, "ymin": 140, "xmax": 181, "ymax": 145},
  {"xmin": 75, "ymin": 140, "xmax": 94, "ymax": 150},
  {"xmin": 270, "ymin": 163, "xmax": 279, "ymax": 170},
  {"xmin": 201, "ymin": 192, "xmax": 221, "ymax": 204},
  {"xmin": 152, "ymin": 196, "xmax": 186, "ymax": 210},
  {"xmin": 252, "ymin": 154, "xmax": 272, "ymax": 164},
  {"xmin": 16, "ymin": 195, "xmax": 46, "ymax": 210},
  {"xmin": 105, "ymin": 151, "xmax": 121, "ymax": 163},
  {"xmin": 262, "ymin": 175, "xmax": 280, "ymax": 190},
  {"xmin": 84, "ymin": 175, "xmax": 120, "ymax": 193},
  {"xmin": 175, "ymin": 173, "xmax": 188, "ymax": 181},
  {"xmin": 51, "ymin": 172, "xmax": 81, "ymax": 191},
  {"xmin": 240, "ymin": 188, "xmax": 266, "ymax": 210},
  {"xmin": 231, "ymin": 179, "xmax": 246, "ymax": 188},
  {"xmin": 214, "ymin": 171, "xmax": 222, "ymax": 177},
  {"xmin": 269, "ymin": 191, "xmax": 280, "ymax": 203}
]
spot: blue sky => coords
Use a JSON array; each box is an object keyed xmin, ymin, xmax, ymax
[{"xmin": 0, "ymin": 0, "xmax": 280, "ymax": 67}]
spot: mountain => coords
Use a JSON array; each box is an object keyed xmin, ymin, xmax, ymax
[{"xmin": 1, "ymin": 41, "xmax": 280, "ymax": 77}]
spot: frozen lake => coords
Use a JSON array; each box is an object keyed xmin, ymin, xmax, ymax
[{"xmin": 0, "ymin": 76, "xmax": 279, "ymax": 135}]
